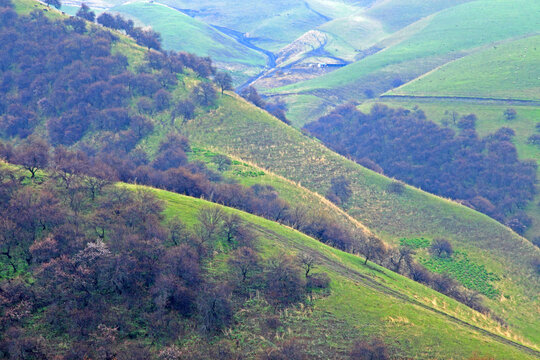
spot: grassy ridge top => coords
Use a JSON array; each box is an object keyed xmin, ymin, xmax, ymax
[
  {"xmin": 181, "ymin": 93, "xmax": 540, "ymax": 344},
  {"xmin": 388, "ymin": 35, "xmax": 540, "ymax": 100},
  {"xmin": 129, "ymin": 184, "xmax": 540, "ymax": 358}
]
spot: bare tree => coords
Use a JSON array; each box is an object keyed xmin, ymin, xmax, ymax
[
  {"xmin": 360, "ymin": 235, "xmax": 386, "ymax": 266},
  {"xmin": 214, "ymin": 72, "xmax": 233, "ymax": 94},
  {"xmin": 194, "ymin": 206, "xmax": 224, "ymax": 254},
  {"xmin": 430, "ymin": 238, "xmax": 453, "ymax": 258},
  {"xmin": 300, "ymin": 253, "xmax": 315, "ymax": 278},
  {"xmin": 228, "ymin": 246, "xmax": 260, "ymax": 282},
  {"xmin": 14, "ymin": 137, "xmax": 49, "ymax": 179},
  {"xmin": 222, "ymin": 213, "xmax": 242, "ymax": 243},
  {"xmin": 389, "ymin": 246, "xmax": 415, "ymax": 273}
]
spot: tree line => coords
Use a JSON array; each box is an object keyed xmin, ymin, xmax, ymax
[
  {"xmin": 305, "ymin": 104, "xmax": 537, "ymax": 235},
  {"xmin": 1, "ymin": 135, "xmax": 497, "ymax": 320}
]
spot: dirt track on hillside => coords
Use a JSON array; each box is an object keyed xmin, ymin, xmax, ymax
[{"xmin": 251, "ymin": 223, "xmax": 540, "ymax": 358}]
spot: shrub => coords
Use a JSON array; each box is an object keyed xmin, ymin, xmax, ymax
[
  {"xmin": 307, "ymin": 272, "xmax": 331, "ymax": 289},
  {"xmin": 261, "ymin": 339, "xmax": 307, "ymax": 360},
  {"xmin": 265, "ymin": 255, "xmax": 306, "ymax": 306},
  {"xmin": 503, "ymin": 108, "xmax": 517, "ymax": 121},
  {"xmin": 350, "ymin": 338, "xmax": 390, "ymax": 360},
  {"xmin": 430, "ymin": 238, "xmax": 453, "ymax": 258},
  {"xmin": 387, "ymin": 181, "xmax": 405, "ymax": 194}
]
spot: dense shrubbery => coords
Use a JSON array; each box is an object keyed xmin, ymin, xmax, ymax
[
  {"xmin": 0, "ymin": 4, "xmax": 217, "ymax": 147},
  {"xmin": 0, "ymin": 165, "xmax": 324, "ymax": 358},
  {"xmin": 305, "ymin": 104, "xmax": 537, "ymax": 234}
]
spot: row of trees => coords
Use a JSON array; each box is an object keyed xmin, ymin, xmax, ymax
[
  {"xmin": 1, "ymin": 133, "xmax": 493, "ymax": 316},
  {"xmin": 305, "ymin": 104, "xmax": 537, "ymax": 234}
]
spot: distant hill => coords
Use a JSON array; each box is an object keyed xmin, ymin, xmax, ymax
[
  {"xmin": 269, "ymin": 0, "xmax": 540, "ymax": 125},
  {"xmin": 387, "ymin": 34, "xmax": 540, "ymax": 101},
  {"xmin": 107, "ymin": 1, "xmax": 267, "ymax": 82}
]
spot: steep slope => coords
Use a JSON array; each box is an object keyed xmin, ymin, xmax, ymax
[
  {"xmin": 180, "ymin": 93, "xmax": 540, "ymax": 345},
  {"xmin": 107, "ymin": 2, "xmax": 267, "ymax": 69},
  {"xmin": 357, "ymin": 100, "xmax": 540, "ymax": 241},
  {"xmin": 363, "ymin": 34, "xmax": 540, "ymax": 240},
  {"xmin": 1, "ymin": 158, "xmax": 538, "ymax": 358},
  {"xmin": 139, "ymin": 184, "xmax": 540, "ymax": 359}
]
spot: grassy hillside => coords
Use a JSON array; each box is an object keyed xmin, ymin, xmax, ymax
[
  {"xmin": 358, "ymin": 99, "xmax": 540, "ymax": 240},
  {"xmin": 269, "ymin": 0, "xmax": 540, "ymax": 125},
  {"xmin": 157, "ymin": 0, "xmax": 367, "ymax": 52},
  {"xmin": 108, "ymin": 2, "xmax": 266, "ymax": 73},
  {"xmin": 179, "ymin": 93, "xmax": 540, "ymax": 345},
  {"xmin": 362, "ymin": 0, "xmax": 474, "ymax": 32},
  {"xmin": 130, "ymin": 184, "xmax": 540, "ymax": 358},
  {"xmin": 388, "ymin": 35, "xmax": 540, "ymax": 101},
  {"xmin": 4, "ymin": 0, "xmax": 540, "ymax": 353}
]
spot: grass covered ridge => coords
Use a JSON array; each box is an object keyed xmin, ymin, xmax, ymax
[
  {"xmin": 389, "ymin": 35, "xmax": 540, "ymax": 101},
  {"xmin": 130, "ymin": 183, "xmax": 540, "ymax": 358},
  {"xmin": 180, "ymin": 92, "xmax": 540, "ymax": 344}
]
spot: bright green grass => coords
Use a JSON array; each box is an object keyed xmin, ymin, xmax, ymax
[
  {"xmin": 126, "ymin": 184, "xmax": 540, "ymax": 358},
  {"xmin": 14, "ymin": 0, "xmax": 64, "ymax": 18},
  {"xmin": 420, "ymin": 251, "xmax": 501, "ymax": 299},
  {"xmin": 400, "ymin": 237, "xmax": 430, "ymax": 249},
  {"xmin": 180, "ymin": 93, "xmax": 540, "ymax": 344},
  {"xmin": 359, "ymin": 100, "xmax": 540, "ymax": 241},
  {"xmin": 274, "ymin": 0, "xmax": 540, "ymax": 95},
  {"xmin": 270, "ymin": 0, "xmax": 540, "ymax": 123},
  {"xmin": 108, "ymin": 2, "xmax": 266, "ymax": 67},
  {"xmin": 362, "ymin": 0, "xmax": 474, "ymax": 32},
  {"xmin": 389, "ymin": 35, "xmax": 540, "ymax": 100}
]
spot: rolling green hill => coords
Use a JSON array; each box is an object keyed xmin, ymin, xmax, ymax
[
  {"xmin": 157, "ymin": 0, "xmax": 364, "ymax": 52},
  {"xmin": 269, "ymin": 0, "xmax": 540, "ymax": 125},
  {"xmin": 177, "ymin": 93, "xmax": 540, "ymax": 345},
  {"xmin": 61, "ymin": 8, "xmax": 539, "ymax": 344},
  {"xmin": 131, "ymin": 184, "xmax": 540, "ymax": 359},
  {"xmin": 362, "ymin": 0, "xmax": 475, "ymax": 32},
  {"xmin": 2, "ymin": 156, "xmax": 538, "ymax": 358},
  {"xmin": 387, "ymin": 35, "xmax": 540, "ymax": 101},
  {"xmin": 107, "ymin": 1, "xmax": 266, "ymax": 80},
  {"xmin": 358, "ymin": 99, "xmax": 540, "ymax": 241}
]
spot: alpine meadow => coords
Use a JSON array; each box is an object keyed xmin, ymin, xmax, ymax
[{"xmin": 0, "ymin": 0, "xmax": 539, "ymax": 359}]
